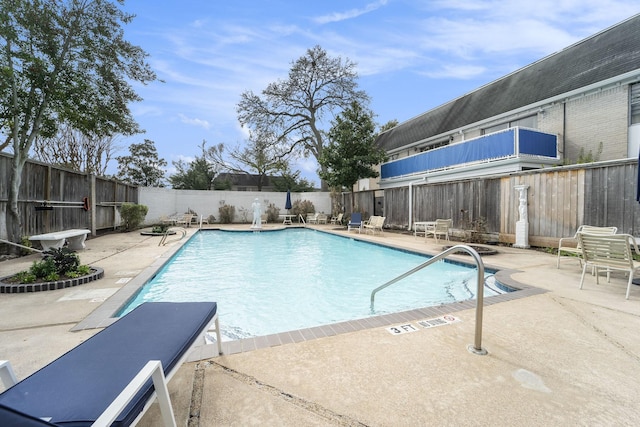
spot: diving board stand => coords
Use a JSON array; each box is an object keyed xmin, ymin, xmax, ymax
[{"xmin": 0, "ymin": 301, "xmax": 222, "ymax": 426}]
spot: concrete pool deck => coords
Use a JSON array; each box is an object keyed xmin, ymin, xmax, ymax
[{"xmin": 1, "ymin": 224, "xmax": 640, "ymax": 425}]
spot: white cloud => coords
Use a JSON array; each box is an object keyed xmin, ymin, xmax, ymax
[
  {"xmin": 313, "ymin": 0, "xmax": 388, "ymax": 24},
  {"xmin": 421, "ymin": 64, "xmax": 487, "ymax": 80},
  {"xmin": 178, "ymin": 114, "xmax": 210, "ymax": 130}
]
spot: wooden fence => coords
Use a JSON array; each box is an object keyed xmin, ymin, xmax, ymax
[
  {"xmin": 350, "ymin": 159, "xmax": 640, "ymax": 247},
  {"xmin": 0, "ymin": 152, "xmax": 138, "ymax": 241},
  {"xmin": 3, "ymin": 152, "xmax": 638, "ymax": 249}
]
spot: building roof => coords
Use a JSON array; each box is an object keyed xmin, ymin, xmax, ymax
[
  {"xmin": 214, "ymin": 172, "xmax": 274, "ymax": 188},
  {"xmin": 376, "ymin": 14, "xmax": 640, "ymax": 152}
]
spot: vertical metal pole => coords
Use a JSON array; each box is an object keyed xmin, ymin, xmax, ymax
[
  {"xmin": 90, "ymin": 174, "xmax": 97, "ymax": 236},
  {"xmin": 469, "ymin": 251, "xmax": 487, "ymax": 355}
]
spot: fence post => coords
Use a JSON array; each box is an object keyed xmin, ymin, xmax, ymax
[{"xmin": 90, "ymin": 174, "xmax": 97, "ymax": 236}]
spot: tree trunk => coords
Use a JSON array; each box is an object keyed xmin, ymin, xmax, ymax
[
  {"xmin": 7, "ymin": 152, "xmax": 24, "ymax": 253},
  {"xmin": 319, "ymin": 164, "xmax": 329, "ymax": 191}
]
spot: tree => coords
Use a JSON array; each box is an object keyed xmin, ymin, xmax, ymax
[
  {"xmin": 0, "ymin": 0, "xmax": 156, "ymax": 246},
  {"xmin": 270, "ymin": 168, "xmax": 316, "ymax": 192},
  {"xmin": 116, "ymin": 139, "xmax": 166, "ymax": 187},
  {"xmin": 379, "ymin": 119, "xmax": 399, "ymax": 133},
  {"xmin": 168, "ymin": 141, "xmax": 222, "ymax": 190},
  {"xmin": 237, "ymin": 45, "xmax": 368, "ymax": 191},
  {"xmin": 31, "ymin": 123, "xmax": 118, "ymax": 175},
  {"xmin": 319, "ymin": 101, "xmax": 387, "ymax": 210},
  {"xmin": 211, "ymin": 130, "xmax": 292, "ymax": 191}
]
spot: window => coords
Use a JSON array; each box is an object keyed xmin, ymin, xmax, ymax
[
  {"xmin": 481, "ymin": 115, "xmax": 538, "ymax": 135},
  {"xmin": 631, "ymin": 83, "xmax": 640, "ymax": 125},
  {"xmin": 482, "ymin": 122, "xmax": 509, "ymax": 135}
]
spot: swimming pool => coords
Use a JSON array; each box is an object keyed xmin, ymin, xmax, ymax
[{"xmin": 120, "ymin": 229, "xmax": 506, "ymax": 340}]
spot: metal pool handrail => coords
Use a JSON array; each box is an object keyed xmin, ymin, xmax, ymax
[
  {"xmin": 369, "ymin": 244, "xmax": 488, "ymax": 355},
  {"xmin": 158, "ymin": 227, "xmax": 187, "ymax": 246}
]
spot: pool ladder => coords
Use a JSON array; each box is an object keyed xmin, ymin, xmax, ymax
[
  {"xmin": 158, "ymin": 227, "xmax": 187, "ymax": 246},
  {"xmin": 370, "ymin": 244, "xmax": 488, "ymax": 355}
]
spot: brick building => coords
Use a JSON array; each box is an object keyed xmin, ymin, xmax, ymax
[{"xmin": 373, "ymin": 13, "xmax": 640, "ymax": 189}]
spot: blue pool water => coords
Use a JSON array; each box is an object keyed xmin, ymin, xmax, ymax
[{"xmin": 120, "ymin": 229, "xmax": 503, "ymax": 340}]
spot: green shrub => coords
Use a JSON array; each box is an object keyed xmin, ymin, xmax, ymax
[
  {"xmin": 44, "ymin": 248, "xmax": 80, "ymax": 274},
  {"xmin": 151, "ymin": 223, "xmax": 170, "ymax": 234},
  {"xmin": 44, "ymin": 272, "xmax": 59, "ymax": 281},
  {"xmin": 120, "ymin": 203, "xmax": 149, "ymax": 231},
  {"xmin": 20, "ymin": 236, "xmax": 33, "ymax": 256},
  {"xmin": 9, "ymin": 249, "xmax": 92, "ymax": 284},
  {"xmin": 291, "ymin": 199, "xmax": 315, "ymax": 217},
  {"xmin": 14, "ymin": 271, "xmax": 36, "ymax": 283},
  {"xmin": 266, "ymin": 203, "xmax": 280, "ymax": 223},
  {"xmin": 30, "ymin": 258, "xmax": 57, "ymax": 278},
  {"xmin": 218, "ymin": 204, "xmax": 236, "ymax": 223},
  {"xmin": 76, "ymin": 265, "xmax": 91, "ymax": 275}
]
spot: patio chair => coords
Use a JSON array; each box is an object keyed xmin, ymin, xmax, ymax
[
  {"xmin": 317, "ymin": 213, "xmax": 328, "ymax": 224},
  {"xmin": 425, "ymin": 219, "xmax": 452, "ymax": 243},
  {"xmin": 347, "ymin": 212, "xmax": 363, "ymax": 233},
  {"xmin": 330, "ymin": 213, "xmax": 343, "ymax": 225},
  {"xmin": 306, "ymin": 213, "xmax": 319, "ymax": 224},
  {"xmin": 413, "ymin": 221, "xmax": 433, "ymax": 238},
  {"xmin": 557, "ymin": 225, "xmax": 618, "ymax": 268},
  {"xmin": 0, "ymin": 302, "xmax": 222, "ymax": 427},
  {"xmin": 363, "ymin": 216, "xmax": 386, "ymax": 235},
  {"xmin": 160, "ymin": 214, "xmax": 179, "ymax": 225},
  {"xmin": 175, "ymin": 213, "xmax": 195, "ymax": 227},
  {"xmin": 577, "ymin": 232, "xmax": 640, "ymax": 299}
]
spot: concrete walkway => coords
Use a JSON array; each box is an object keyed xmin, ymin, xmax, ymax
[{"xmin": 1, "ymin": 225, "xmax": 639, "ymax": 426}]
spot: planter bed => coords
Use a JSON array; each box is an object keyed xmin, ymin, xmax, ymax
[{"xmin": 0, "ymin": 267, "xmax": 104, "ymax": 294}]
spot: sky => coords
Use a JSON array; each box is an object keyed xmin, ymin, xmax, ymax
[{"xmin": 117, "ymin": 1, "xmax": 639, "ymax": 185}]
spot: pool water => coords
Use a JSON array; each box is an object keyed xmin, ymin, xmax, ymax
[{"xmin": 120, "ymin": 229, "xmax": 503, "ymax": 340}]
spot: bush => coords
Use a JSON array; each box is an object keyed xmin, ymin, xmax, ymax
[
  {"xmin": 291, "ymin": 200, "xmax": 315, "ymax": 217},
  {"xmin": 20, "ymin": 236, "xmax": 33, "ymax": 256},
  {"xmin": 218, "ymin": 204, "xmax": 236, "ymax": 223},
  {"xmin": 30, "ymin": 258, "xmax": 57, "ymax": 279},
  {"xmin": 266, "ymin": 203, "xmax": 280, "ymax": 223},
  {"xmin": 44, "ymin": 248, "xmax": 80, "ymax": 274},
  {"xmin": 14, "ymin": 271, "xmax": 36, "ymax": 284},
  {"xmin": 9, "ymin": 248, "xmax": 92, "ymax": 284},
  {"xmin": 151, "ymin": 223, "xmax": 170, "ymax": 234},
  {"xmin": 120, "ymin": 203, "xmax": 149, "ymax": 231}
]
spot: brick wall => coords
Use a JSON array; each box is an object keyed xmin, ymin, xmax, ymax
[{"xmin": 563, "ymin": 85, "xmax": 629, "ymax": 162}]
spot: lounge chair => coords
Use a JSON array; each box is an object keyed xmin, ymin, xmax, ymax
[
  {"xmin": 330, "ymin": 213, "xmax": 343, "ymax": 225},
  {"xmin": 577, "ymin": 232, "xmax": 640, "ymax": 299},
  {"xmin": 347, "ymin": 212, "xmax": 363, "ymax": 233},
  {"xmin": 425, "ymin": 219, "xmax": 452, "ymax": 243},
  {"xmin": 160, "ymin": 214, "xmax": 178, "ymax": 225},
  {"xmin": 0, "ymin": 302, "xmax": 222, "ymax": 427},
  {"xmin": 175, "ymin": 214, "xmax": 194, "ymax": 227},
  {"xmin": 306, "ymin": 213, "xmax": 319, "ymax": 224},
  {"xmin": 363, "ymin": 216, "xmax": 386, "ymax": 235},
  {"xmin": 557, "ymin": 225, "xmax": 618, "ymax": 268}
]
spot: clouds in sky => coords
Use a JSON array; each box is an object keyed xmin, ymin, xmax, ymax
[
  {"xmin": 121, "ymin": 1, "xmax": 636, "ymax": 182},
  {"xmin": 313, "ymin": 0, "xmax": 389, "ymax": 24}
]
